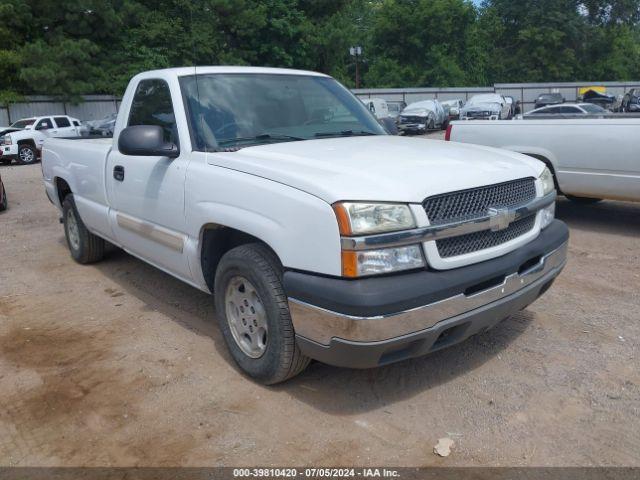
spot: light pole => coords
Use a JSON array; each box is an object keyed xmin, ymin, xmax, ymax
[{"xmin": 349, "ymin": 46, "xmax": 363, "ymax": 89}]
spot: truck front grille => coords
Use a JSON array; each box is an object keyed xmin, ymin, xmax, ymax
[
  {"xmin": 436, "ymin": 215, "xmax": 536, "ymax": 258},
  {"xmin": 423, "ymin": 178, "xmax": 537, "ymax": 258},
  {"xmin": 423, "ymin": 178, "xmax": 536, "ymax": 225},
  {"xmin": 400, "ymin": 115, "xmax": 425, "ymax": 124}
]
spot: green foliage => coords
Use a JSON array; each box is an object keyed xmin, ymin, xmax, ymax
[{"xmin": 1, "ymin": 0, "xmax": 640, "ymax": 99}]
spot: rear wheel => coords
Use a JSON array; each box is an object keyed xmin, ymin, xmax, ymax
[
  {"xmin": 16, "ymin": 144, "xmax": 38, "ymax": 165},
  {"xmin": 62, "ymin": 194, "xmax": 105, "ymax": 263},
  {"xmin": 566, "ymin": 195, "xmax": 602, "ymax": 204},
  {"xmin": 214, "ymin": 243, "xmax": 310, "ymax": 384}
]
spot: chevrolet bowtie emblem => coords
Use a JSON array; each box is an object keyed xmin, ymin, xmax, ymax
[{"xmin": 488, "ymin": 207, "xmax": 516, "ymax": 231}]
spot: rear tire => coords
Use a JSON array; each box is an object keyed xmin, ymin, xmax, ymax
[
  {"xmin": 565, "ymin": 195, "xmax": 602, "ymax": 204},
  {"xmin": 0, "ymin": 187, "xmax": 6, "ymax": 211},
  {"xmin": 62, "ymin": 194, "xmax": 105, "ymax": 263},
  {"xmin": 214, "ymin": 243, "xmax": 310, "ymax": 384},
  {"xmin": 16, "ymin": 144, "xmax": 38, "ymax": 165}
]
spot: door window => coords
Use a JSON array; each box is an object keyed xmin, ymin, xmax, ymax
[
  {"xmin": 35, "ymin": 118, "xmax": 53, "ymax": 130},
  {"xmin": 128, "ymin": 79, "xmax": 178, "ymax": 144},
  {"xmin": 54, "ymin": 117, "xmax": 71, "ymax": 128}
]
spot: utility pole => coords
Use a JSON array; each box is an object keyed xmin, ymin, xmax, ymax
[{"xmin": 349, "ymin": 46, "xmax": 363, "ymax": 89}]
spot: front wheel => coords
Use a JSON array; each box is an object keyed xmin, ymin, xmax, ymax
[
  {"xmin": 62, "ymin": 194, "xmax": 105, "ymax": 263},
  {"xmin": 214, "ymin": 243, "xmax": 310, "ymax": 384},
  {"xmin": 16, "ymin": 144, "xmax": 38, "ymax": 165},
  {"xmin": 565, "ymin": 195, "xmax": 603, "ymax": 204}
]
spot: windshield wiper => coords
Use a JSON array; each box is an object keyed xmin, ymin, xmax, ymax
[
  {"xmin": 218, "ymin": 133, "xmax": 305, "ymax": 146},
  {"xmin": 314, "ymin": 130, "xmax": 378, "ymax": 138}
]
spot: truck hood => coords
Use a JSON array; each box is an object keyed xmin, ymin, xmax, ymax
[
  {"xmin": 206, "ymin": 136, "xmax": 544, "ymax": 204},
  {"xmin": 462, "ymin": 103, "xmax": 501, "ymax": 113},
  {"xmin": 401, "ymin": 108, "xmax": 434, "ymax": 117}
]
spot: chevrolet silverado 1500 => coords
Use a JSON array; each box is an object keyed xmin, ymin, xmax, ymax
[{"xmin": 41, "ymin": 67, "xmax": 568, "ymax": 384}]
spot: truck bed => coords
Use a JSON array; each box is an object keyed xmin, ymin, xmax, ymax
[
  {"xmin": 42, "ymin": 137, "xmax": 114, "ymax": 239},
  {"xmin": 448, "ymin": 118, "xmax": 640, "ymax": 202}
]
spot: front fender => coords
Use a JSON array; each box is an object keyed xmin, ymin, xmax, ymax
[{"xmin": 186, "ymin": 161, "xmax": 343, "ymax": 281}]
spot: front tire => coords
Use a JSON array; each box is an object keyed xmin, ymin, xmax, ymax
[
  {"xmin": 16, "ymin": 144, "xmax": 38, "ymax": 165},
  {"xmin": 214, "ymin": 243, "xmax": 310, "ymax": 384},
  {"xmin": 62, "ymin": 194, "xmax": 105, "ymax": 263}
]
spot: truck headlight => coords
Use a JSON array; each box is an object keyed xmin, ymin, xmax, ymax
[
  {"xmin": 333, "ymin": 202, "xmax": 416, "ymax": 235},
  {"xmin": 539, "ymin": 167, "xmax": 556, "ymax": 229},
  {"xmin": 539, "ymin": 167, "xmax": 555, "ymax": 196},
  {"xmin": 342, "ymin": 245, "xmax": 425, "ymax": 277},
  {"xmin": 3, "ymin": 135, "xmax": 11, "ymax": 145}
]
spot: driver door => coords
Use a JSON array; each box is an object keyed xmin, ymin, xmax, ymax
[
  {"xmin": 34, "ymin": 117, "xmax": 55, "ymax": 148},
  {"xmin": 106, "ymin": 78, "xmax": 192, "ymax": 280}
]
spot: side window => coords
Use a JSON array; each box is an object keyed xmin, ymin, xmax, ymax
[
  {"xmin": 128, "ymin": 79, "xmax": 178, "ymax": 144},
  {"xmin": 35, "ymin": 118, "xmax": 53, "ymax": 130},
  {"xmin": 73, "ymin": 120, "xmax": 80, "ymax": 127},
  {"xmin": 54, "ymin": 116, "xmax": 71, "ymax": 128}
]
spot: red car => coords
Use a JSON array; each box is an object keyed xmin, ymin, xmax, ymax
[{"xmin": 0, "ymin": 174, "xmax": 6, "ymax": 211}]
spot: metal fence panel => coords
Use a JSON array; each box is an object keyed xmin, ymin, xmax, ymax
[
  {"xmin": 0, "ymin": 108, "xmax": 8, "ymax": 125},
  {"xmin": 66, "ymin": 100, "xmax": 118, "ymax": 122},
  {"xmin": 10, "ymin": 101, "xmax": 66, "ymax": 121}
]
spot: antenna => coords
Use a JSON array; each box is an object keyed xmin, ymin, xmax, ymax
[{"xmin": 189, "ymin": 4, "xmax": 206, "ymax": 153}]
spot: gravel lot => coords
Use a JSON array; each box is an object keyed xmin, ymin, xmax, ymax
[{"xmin": 0, "ymin": 136, "xmax": 639, "ymax": 467}]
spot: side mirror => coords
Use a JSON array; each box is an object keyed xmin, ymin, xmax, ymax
[{"xmin": 118, "ymin": 125, "xmax": 179, "ymax": 158}]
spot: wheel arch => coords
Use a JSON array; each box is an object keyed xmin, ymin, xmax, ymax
[
  {"xmin": 17, "ymin": 138, "xmax": 37, "ymax": 149},
  {"xmin": 54, "ymin": 177, "xmax": 73, "ymax": 206},
  {"xmin": 198, "ymin": 223, "xmax": 282, "ymax": 293}
]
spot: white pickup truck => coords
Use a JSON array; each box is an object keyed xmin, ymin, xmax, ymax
[
  {"xmin": 1, "ymin": 115, "xmax": 83, "ymax": 165},
  {"xmin": 41, "ymin": 67, "xmax": 568, "ymax": 384},
  {"xmin": 447, "ymin": 118, "xmax": 640, "ymax": 203}
]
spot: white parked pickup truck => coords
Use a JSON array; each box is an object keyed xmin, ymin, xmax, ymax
[
  {"xmin": 42, "ymin": 67, "xmax": 568, "ymax": 384},
  {"xmin": 447, "ymin": 119, "xmax": 640, "ymax": 203},
  {"xmin": 1, "ymin": 115, "xmax": 83, "ymax": 165}
]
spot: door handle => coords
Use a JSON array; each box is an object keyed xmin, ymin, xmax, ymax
[{"xmin": 113, "ymin": 165, "xmax": 125, "ymax": 181}]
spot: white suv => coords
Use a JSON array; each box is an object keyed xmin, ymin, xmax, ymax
[{"xmin": 1, "ymin": 115, "xmax": 82, "ymax": 165}]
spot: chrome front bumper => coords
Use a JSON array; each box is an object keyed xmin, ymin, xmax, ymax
[{"xmin": 289, "ymin": 241, "xmax": 567, "ymax": 348}]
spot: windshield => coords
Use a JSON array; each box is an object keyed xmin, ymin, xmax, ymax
[
  {"xmin": 581, "ymin": 103, "xmax": 606, "ymax": 113},
  {"xmin": 180, "ymin": 73, "xmax": 385, "ymax": 150},
  {"xmin": 11, "ymin": 118, "xmax": 35, "ymax": 129}
]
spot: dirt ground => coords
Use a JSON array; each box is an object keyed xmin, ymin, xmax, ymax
[{"xmin": 0, "ymin": 137, "xmax": 639, "ymax": 467}]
